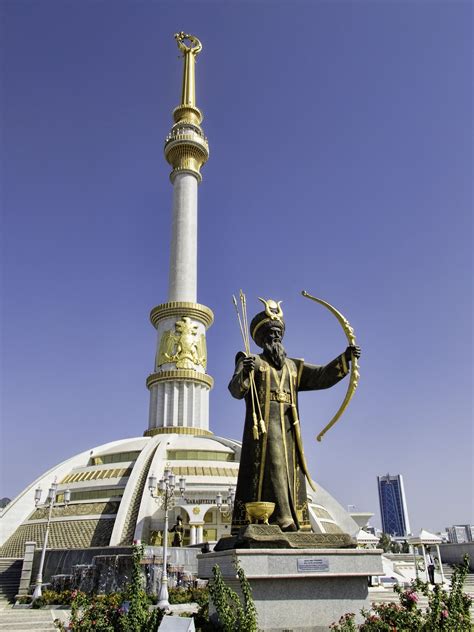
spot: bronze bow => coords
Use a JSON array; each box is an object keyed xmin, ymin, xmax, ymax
[{"xmin": 301, "ymin": 291, "xmax": 360, "ymax": 441}]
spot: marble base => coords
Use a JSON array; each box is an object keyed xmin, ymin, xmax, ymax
[
  {"xmin": 198, "ymin": 547, "xmax": 384, "ymax": 632},
  {"xmin": 214, "ymin": 525, "xmax": 356, "ymax": 551}
]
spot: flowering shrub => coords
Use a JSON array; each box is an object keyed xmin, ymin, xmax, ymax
[
  {"xmin": 54, "ymin": 545, "xmax": 164, "ymax": 631},
  {"xmin": 398, "ymin": 587, "xmax": 420, "ymax": 611},
  {"xmin": 330, "ymin": 555, "xmax": 472, "ymax": 631},
  {"xmin": 330, "ymin": 612, "xmax": 358, "ymax": 631},
  {"xmin": 54, "ymin": 590, "xmax": 125, "ymax": 631}
]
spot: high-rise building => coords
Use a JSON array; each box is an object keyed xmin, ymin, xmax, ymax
[
  {"xmin": 377, "ymin": 473, "xmax": 411, "ymax": 537},
  {"xmin": 446, "ymin": 525, "xmax": 473, "ymax": 543}
]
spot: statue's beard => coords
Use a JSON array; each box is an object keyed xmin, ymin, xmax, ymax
[{"xmin": 263, "ymin": 340, "xmax": 287, "ymax": 369}]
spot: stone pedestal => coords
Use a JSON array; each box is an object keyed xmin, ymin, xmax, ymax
[
  {"xmin": 198, "ymin": 548, "xmax": 384, "ymax": 632},
  {"xmin": 215, "ymin": 525, "xmax": 356, "ymax": 550}
]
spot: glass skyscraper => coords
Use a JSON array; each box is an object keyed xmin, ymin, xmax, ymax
[{"xmin": 377, "ymin": 473, "xmax": 411, "ymax": 537}]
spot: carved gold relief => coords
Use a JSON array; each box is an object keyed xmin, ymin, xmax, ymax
[
  {"xmin": 156, "ymin": 317, "xmax": 207, "ymax": 370},
  {"xmin": 29, "ymin": 501, "xmax": 120, "ymax": 520}
]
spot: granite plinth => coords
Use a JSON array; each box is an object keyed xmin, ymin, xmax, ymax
[
  {"xmin": 198, "ymin": 547, "xmax": 384, "ymax": 632},
  {"xmin": 214, "ymin": 524, "xmax": 356, "ymax": 550}
]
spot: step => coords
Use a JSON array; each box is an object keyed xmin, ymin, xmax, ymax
[
  {"xmin": 0, "ymin": 559, "xmax": 22, "ymax": 602},
  {"xmin": 0, "ymin": 609, "xmax": 59, "ymax": 631}
]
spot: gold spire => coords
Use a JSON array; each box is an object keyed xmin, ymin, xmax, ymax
[
  {"xmin": 172, "ymin": 32, "xmax": 203, "ymax": 126},
  {"xmin": 164, "ymin": 32, "xmax": 209, "ymax": 182},
  {"xmin": 176, "ymin": 32, "xmax": 201, "ymax": 108}
]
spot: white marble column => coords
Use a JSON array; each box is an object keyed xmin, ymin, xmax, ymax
[
  {"xmin": 168, "ymin": 173, "xmax": 198, "ymax": 302},
  {"xmin": 196, "ymin": 524, "xmax": 203, "ymax": 544},
  {"xmin": 435, "ymin": 544, "xmax": 445, "ymax": 584},
  {"xmin": 190, "ymin": 525, "xmax": 196, "ymax": 546}
]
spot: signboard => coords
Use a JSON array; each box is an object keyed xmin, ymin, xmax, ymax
[{"xmin": 297, "ymin": 558, "xmax": 329, "ymax": 573}]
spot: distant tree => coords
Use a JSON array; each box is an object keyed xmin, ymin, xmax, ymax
[
  {"xmin": 391, "ymin": 541, "xmax": 402, "ymax": 554},
  {"xmin": 378, "ymin": 532, "xmax": 392, "ymax": 552},
  {"xmin": 401, "ymin": 540, "xmax": 410, "ymax": 553}
]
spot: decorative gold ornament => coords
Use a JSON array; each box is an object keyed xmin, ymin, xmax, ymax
[
  {"xmin": 192, "ymin": 507, "xmax": 200, "ymax": 515},
  {"xmin": 156, "ymin": 317, "xmax": 207, "ymax": 369},
  {"xmin": 245, "ymin": 501, "xmax": 275, "ymax": 525},
  {"xmin": 150, "ymin": 301, "xmax": 214, "ymax": 329},
  {"xmin": 301, "ymin": 290, "xmax": 360, "ymax": 441},
  {"xmin": 143, "ymin": 427, "xmax": 213, "ymax": 437},
  {"xmin": 29, "ymin": 501, "xmax": 120, "ymax": 520},
  {"xmin": 258, "ymin": 298, "xmax": 284, "ymax": 324},
  {"xmin": 146, "ymin": 369, "xmax": 213, "ymax": 390}
]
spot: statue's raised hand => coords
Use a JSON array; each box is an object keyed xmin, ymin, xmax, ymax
[{"xmin": 345, "ymin": 345, "xmax": 361, "ymax": 362}]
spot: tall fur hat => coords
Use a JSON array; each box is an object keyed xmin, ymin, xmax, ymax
[{"xmin": 250, "ymin": 298, "xmax": 285, "ymax": 348}]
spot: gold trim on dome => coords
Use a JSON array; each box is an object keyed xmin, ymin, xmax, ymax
[
  {"xmin": 150, "ymin": 302, "xmax": 214, "ymax": 329},
  {"xmin": 29, "ymin": 502, "xmax": 120, "ymax": 520},
  {"xmin": 171, "ymin": 465, "xmax": 238, "ymax": 477},
  {"xmin": 143, "ymin": 427, "xmax": 213, "ymax": 437},
  {"xmin": 146, "ymin": 370, "xmax": 213, "ymax": 390}
]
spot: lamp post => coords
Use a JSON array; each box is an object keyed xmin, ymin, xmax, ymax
[
  {"xmin": 32, "ymin": 481, "xmax": 70, "ymax": 601},
  {"xmin": 216, "ymin": 486, "xmax": 235, "ymax": 519},
  {"xmin": 148, "ymin": 466, "xmax": 186, "ymax": 609}
]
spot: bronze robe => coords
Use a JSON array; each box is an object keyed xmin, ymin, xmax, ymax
[{"xmin": 229, "ymin": 352, "xmax": 349, "ymax": 532}]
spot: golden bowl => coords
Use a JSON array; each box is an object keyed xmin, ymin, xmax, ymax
[{"xmin": 245, "ymin": 502, "xmax": 275, "ymax": 525}]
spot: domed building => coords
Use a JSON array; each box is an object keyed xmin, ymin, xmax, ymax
[
  {"xmin": 0, "ymin": 428, "xmax": 355, "ymax": 559},
  {"xmin": 0, "ymin": 33, "xmax": 357, "ymax": 563}
]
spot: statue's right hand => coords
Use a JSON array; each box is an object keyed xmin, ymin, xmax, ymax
[{"xmin": 242, "ymin": 355, "xmax": 256, "ymax": 375}]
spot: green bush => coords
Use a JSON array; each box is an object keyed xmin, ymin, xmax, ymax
[
  {"xmin": 168, "ymin": 587, "xmax": 209, "ymax": 606},
  {"xmin": 39, "ymin": 589, "xmax": 75, "ymax": 605},
  {"xmin": 330, "ymin": 555, "xmax": 472, "ymax": 631},
  {"xmin": 208, "ymin": 562, "xmax": 258, "ymax": 632}
]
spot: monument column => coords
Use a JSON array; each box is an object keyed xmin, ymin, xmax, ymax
[
  {"xmin": 196, "ymin": 524, "xmax": 204, "ymax": 544},
  {"xmin": 146, "ymin": 33, "xmax": 213, "ymax": 436}
]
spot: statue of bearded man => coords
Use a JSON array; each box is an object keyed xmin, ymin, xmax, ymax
[{"xmin": 229, "ymin": 299, "xmax": 360, "ymax": 534}]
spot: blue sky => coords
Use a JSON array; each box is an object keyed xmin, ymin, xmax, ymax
[{"xmin": 2, "ymin": 1, "xmax": 472, "ymax": 534}]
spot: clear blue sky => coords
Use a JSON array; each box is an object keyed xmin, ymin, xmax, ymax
[{"xmin": 2, "ymin": 1, "xmax": 472, "ymax": 534}]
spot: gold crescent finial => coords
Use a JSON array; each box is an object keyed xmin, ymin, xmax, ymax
[{"xmin": 174, "ymin": 32, "xmax": 202, "ymax": 56}]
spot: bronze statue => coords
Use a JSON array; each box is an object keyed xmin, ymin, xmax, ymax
[
  {"xmin": 170, "ymin": 515, "xmax": 184, "ymax": 547},
  {"xmin": 229, "ymin": 298, "xmax": 360, "ymax": 533}
]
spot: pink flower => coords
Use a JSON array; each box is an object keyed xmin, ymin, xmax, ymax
[
  {"xmin": 408, "ymin": 591, "xmax": 419, "ymax": 602},
  {"xmin": 441, "ymin": 609, "xmax": 449, "ymax": 618}
]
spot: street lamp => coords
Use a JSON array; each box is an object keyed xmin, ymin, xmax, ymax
[
  {"xmin": 216, "ymin": 486, "xmax": 235, "ymax": 518},
  {"xmin": 32, "ymin": 481, "xmax": 70, "ymax": 601},
  {"xmin": 148, "ymin": 466, "xmax": 186, "ymax": 609}
]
